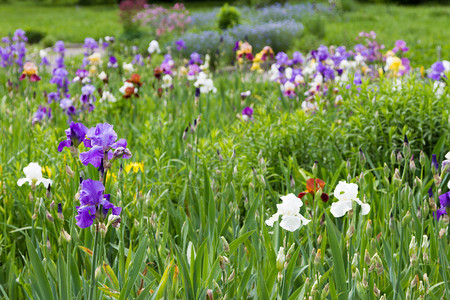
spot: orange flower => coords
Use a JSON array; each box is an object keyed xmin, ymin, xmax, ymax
[
  {"xmin": 298, "ymin": 178, "xmax": 329, "ymax": 202},
  {"xmin": 20, "ymin": 62, "xmax": 40, "ymax": 82},
  {"xmin": 128, "ymin": 73, "xmax": 143, "ymax": 86}
]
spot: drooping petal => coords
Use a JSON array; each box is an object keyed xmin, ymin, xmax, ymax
[
  {"xmin": 58, "ymin": 139, "xmax": 71, "ymax": 152},
  {"xmin": 297, "ymin": 214, "xmax": 311, "ymax": 225},
  {"xmin": 280, "ymin": 215, "xmax": 301, "ymax": 232},
  {"xmin": 79, "ymin": 146, "xmax": 104, "ymax": 168},
  {"xmin": 265, "ymin": 213, "xmax": 280, "ymax": 227},
  {"xmin": 75, "ymin": 205, "xmax": 96, "ymax": 228},
  {"xmin": 330, "ymin": 200, "xmax": 353, "ymax": 218},
  {"xmin": 36, "ymin": 178, "xmax": 52, "ymax": 188},
  {"xmin": 17, "ymin": 178, "xmax": 31, "ymax": 186},
  {"xmin": 355, "ymin": 199, "xmax": 370, "ymax": 215}
]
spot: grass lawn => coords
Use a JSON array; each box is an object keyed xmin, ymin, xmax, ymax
[{"xmin": 0, "ymin": 1, "xmax": 121, "ymax": 43}]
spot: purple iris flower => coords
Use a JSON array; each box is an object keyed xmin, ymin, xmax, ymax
[
  {"xmin": 79, "ymin": 123, "xmax": 132, "ymax": 168},
  {"xmin": 32, "ymin": 106, "xmax": 51, "ymax": 125},
  {"xmin": 428, "ymin": 62, "xmax": 446, "ymax": 81},
  {"xmin": 132, "ymin": 54, "xmax": 144, "ymax": 66},
  {"xmin": 315, "ymin": 45, "xmax": 329, "ymax": 61},
  {"xmin": 47, "ymin": 92, "xmax": 60, "ymax": 103},
  {"xmin": 242, "ymin": 107, "xmax": 253, "ymax": 120},
  {"xmin": 435, "ymin": 191, "xmax": 450, "ymax": 221},
  {"xmin": 40, "ymin": 56, "xmax": 50, "ymax": 66},
  {"xmin": 432, "ymin": 154, "xmax": 439, "ymax": 173},
  {"xmin": 189, "ymin": 52, "xmax": 202, "ymax": 65},
  {"xmin": 275, "ymin": 52, "xmax": 289, "ymax": 66},
  {"xmin": 60, "ymin": 98, "xmax": 76, "ymax": 116},
  {"xmin": 160, "ymin": 54, "xmax": 174, "ymax": 74},
  {"xmin": 398, "ymin": 58, "xmax": 411, "ymax": 76},
  {"xmin": 108, "ymin": 56, "xmax": 118, "ymax": 68},
  {"xmin": 232, "ymin": 40, "xmax": 240, "ymax": 52},
  {"xmin": 392, "ymin": 40, "xmax": 408, "ymax": 53},
  {"xmin": 292, "ymin": 51, "xmax": 304, "ymax": 65},
  {"xmin": 353, "ymin": 72, "xmax": 362, "ymax": 85},
  {"xmin": 13, "ymin": 29, "xmax": 27, "ymax": 42},
  {"xmin": 75, "ymin": 179, "xmax": 121, "ymax": 228},
  {"xmin": 188, "ymin": 64, "xmax": 200, "ymax": 77},
  {"xmin": 428, "ymin": 187, "xmax": 433, "ymax": 198},
  {"xmin": 54, "ymin": 41, "xmax": 65, "ymax": 54},
  {"xmin": 83, "ymin": 38, "xmax": 98, "ymax": 52},
  {"xmin": 175, "ymin": 39, "xmax": 186, "ymax": 51},
  {"xmin": 58, "ymin": 121, "xmax": 89, "ymax": 152},
  {"xmin": 80, "ymin": 84, "xmax": 96, "ymax": 103}
]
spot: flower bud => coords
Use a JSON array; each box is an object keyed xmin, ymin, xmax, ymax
[
  {"xmin": 276, "ymin": 247, "xmax": 285, "ymax": 271},
  {"xmin": 364, "ymin": 249, "xmax": 371, "ymax": 265},
  {"xmin": 46, "ymin": 210, "xmax": 54, "ymax": 222},
  {"xmin": 390, "ymin": 150, "xmax": 396, "ymax": 165},
  {"xmin": 359, "ymin": 148, "xmax": 366, "ymax": 166},
  {"xmin": 419, "ymin": 151, "xmax": 426, "ymax": 167},
  {"xmin": 414, "ymin": 176, "xmax": 422, "ymax": 189},
  {"xmin": 66, "ymin": 164, "xmax": 75, "ymax": 177},
  {"xmin": 401, "ymin": 211, "xmax": 412, "ymax": 227},
  {"xmin": 396, "ymin": 151, "xmax": 403, "ymax": 164},
  {"xmin": 221, "ymin": 236, "xmax": 229, "ymax": 253},
  {"xmin": 227, "ymin": 269, "xmax": 235, "ymax": 282},
  {"xmin": 312, "ymin": 161, "xmax": 318, "ymax": 177},
  {"xmin": 366, "ymin": 219, "xmax": 373, "ymax": 236}
]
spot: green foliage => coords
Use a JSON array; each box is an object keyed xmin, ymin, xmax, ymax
[
  {"xmin": 25, "ymin": 29, "xmax": 46, "ymax": 44},
  {"xmin": 217, "ymin": 3, "xmax": 241, "ymax": 30},
  {"xmin": 41, "ymin": 34, "xmax": 56, "ymax": 47},
  {"xmin": 303, "ymin": 15, "xmax": 326, "ymax": 39}
]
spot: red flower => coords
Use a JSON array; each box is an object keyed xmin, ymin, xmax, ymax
[
  {"xmin": 128, "ymin": 73, "xmax": 142, "ymax": 86},
  {"xmin": 298, "ymin": 178, "xmax": 329, "ymax": 202}
]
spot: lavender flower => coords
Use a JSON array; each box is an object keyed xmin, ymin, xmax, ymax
[
  {"xmin": 435, "ymin": 191, "xmax": 450, "ymax": 221},
  {"xmin": 108, "ymin": 56, "xmax": 118, "ymax": 68},
  {"xmin": 75, "ymin": 179, "xmax": 121, "ymax": 228},
  {"xmin": 32, "ymin": 106, "xmax": 51, "ymax": 125},
  {"xmin": 189, "ymin": 52, "xmax": 203, "ymax": 65},
  {"xmin": 242, "ymin": 106, "xmax": 253, "ymax": 121},
  {"xmin": 175, "ymin": 39, "xmax": 187, "ymax": 51},
  {"xmin": 431, "ymin": 154, "xmax": 439, "ymax": 174},
  {"xmin": 79, "ymin": 123, "xmax": 132, "ymax": 168},
  {"xmin": 58, "ymin": 122, "xmax": 89, "ymax": 152}
]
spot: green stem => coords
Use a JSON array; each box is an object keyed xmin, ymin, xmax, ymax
[{"xmin": 89, "ymin": 227, "xmax": 100, "ymax": 300}]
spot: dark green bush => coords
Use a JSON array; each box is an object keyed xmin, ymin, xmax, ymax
[
  {"xmin": 25, "ymin": 29, "xmax": 46, "ymax": 44},
  {"xmin": 41, "ymin": 35, "xmax": 56, "ymax": 48},
  {"xmin": 217, "ymin": 3, "xmax": 241, "ymax": 30}
]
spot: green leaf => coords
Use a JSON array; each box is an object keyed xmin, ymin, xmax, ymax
[
  {"xmin": 325, "ymin": 213, "xmax": 348, "ymax": 300},
  {"xmin": 229, "ymin": 230, "xmax": 255, "ymax": 255},
  {"xmin": 25, "ymin": 236, "xmax": 55, "ymax": 300},
  {"xmin": 119, "ymin": 238, "xmax": 148, "ymax": 300}
]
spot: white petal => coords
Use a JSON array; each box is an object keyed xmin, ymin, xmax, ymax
[
  {"xmin": 355, "ymin": 199, "xmax": 370, "ymax": 215},
  {"xmin": 17, "ymin": 178, "xmax": 31, "ymax": 186},
  {"xmin": 333, "ymin": 181, "xmax": 358, "ymax": 202},
  {"xmin": 23, "ymin": 162, "xmax": 43, "ymax": 180},
  {"xmin": 265, "ymin": 213, "xmax": 280, "ymax": 227},
  {"xmin": 37, "ymin": 178, "xmax": 53, "ymax": 188},
  {"xmin": 280, "ymin": 215, "xmax": 301, "ymax": 232},
  {"xmin": 280, "ymin": 193, "xmax": 303, "ymax": 208},
  {"xmin": 330, "ymin": 200, "xmax": 353, "ymax": 218},
  {"xmin": 297, "ymin": 214, "xmax": 311, "ymax": 225}
]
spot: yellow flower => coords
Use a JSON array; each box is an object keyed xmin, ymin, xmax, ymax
[
  {"xmin": 42, "ymin": 166, "xmax": 52, "ymax": 178},
  {"xmin": 125, "ymin": 162, "xmax": 144, "ymax": 174},
  {"xmin": 420, "ymin": 66, "xmax": 425, "ymax": 78},
  {"xmin": 250, "ymin": 62, "xmax": 261, "ymax": 71},
  {"xmin": 88, "ymin": 52, "xmax": 102, "ymax": 65},
  {"xmin": 106, "ymin": 172, "xmax": 117, "ymax": 182},
  {"xmin": 89, "ymin": 65, "xmax": 97, "ymax": 75}
]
